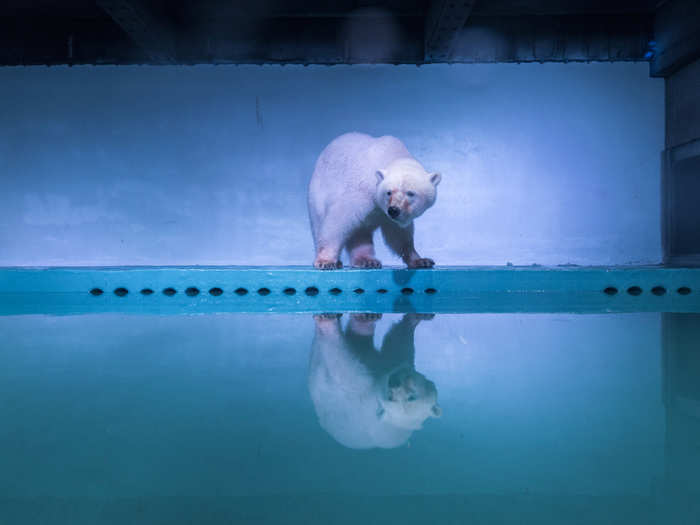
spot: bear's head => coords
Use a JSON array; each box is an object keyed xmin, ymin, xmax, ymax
[
  {"xmin": 377, "ymin": 366, "xmax": 442, "ymax": 431},
  {"xmin": 375, "ymin": 158, "xmax": 441, "ymax": 228}
]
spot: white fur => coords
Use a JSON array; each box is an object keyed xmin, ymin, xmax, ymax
[
  {"xmin": 308, "ymin": 314, "xmax": 440, "ymax": 449},
  {"xmin": 308, "ymin": 132, "xmax": 440, "ymax": 269}
]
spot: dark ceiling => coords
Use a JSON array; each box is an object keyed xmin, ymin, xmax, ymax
[{"xmin": 0, "ymin": 0, "xmax": 667, "ymax": 66}]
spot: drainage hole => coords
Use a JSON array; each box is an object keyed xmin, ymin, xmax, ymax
[
  {"xmin": 377, "ymin": 288, "xmax": 388, "ymax": 294},
  {"xmin": 425, "ymin": 288, "xmax": 437, "ymax": 295},
  {"xmin": 258, "ymin": 287, "xmax": 271, "ymax": 296},
  {"xmin": 678, "ymin": 286, "xmax": 691, "ymax": 295},
  {"xmin": 283, "ymin": 287, "xmax": 296, "ymax": 295},
  {"xmin": 235, "ymin": 287, "xmax": 248, "ymax": 296},
  {"xmin": 401, "ymin": 287, "xmax": 414, "ymax": 295},
  {"xmin": 163, "ymin": 287, "xmax": 177, "ymax": 296},
  {"xmin": 305, "ymin": 286, "xmax": 319, "ymax": 296},
  {"xmin": 329, "ymin": 287, "xmax": 342, "ymax": 295},
  {"xmin": 209, "ymin": 287, "xmax": 223, "ymax": 296},
  {"xmin": 651, "ymin": 286, "xmax": 666, "ymax": 296},
  {"xmin": 354, "ymin": 288, "xmax": 365, "ymax": 294},
  {"xmin": 603, "ymin": 287, "xmax": 618, "ymax": 296},
  {"xmin": 185, "ymin": 287, "xmax": 200, "ymax": 297},
  {"xmin": 627, "ymin": 286, "xmax": 642, "ymax": 296},
  {"xmin": 114, "ymin": 287, "xmax": 128, "ymax": 297},
  {"xmin": 89, "ymin": 288, "xmax": 103, "ymax": 296},
  {"xmin": 140, "ymin": 288, "xmax": 154, "ymax": 295}
]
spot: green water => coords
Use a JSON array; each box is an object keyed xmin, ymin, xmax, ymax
[{"xmin": 1, "ymin": 313, "xmax": 698, "ymax": 524}]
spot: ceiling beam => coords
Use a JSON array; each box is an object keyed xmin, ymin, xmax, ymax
[
  {"xmin": 451, "ymin": 14, "xmax": 652, "ymax": 63},
  {"xmin": 425, "ymin": 0, "xmax": 476, "ymax": 62},
  {"xmin": 96, "ymin": 0, "xmax": 176, "ymax": 63}
]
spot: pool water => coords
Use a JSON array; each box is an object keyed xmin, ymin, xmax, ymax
[{"xmin": 1, "ymin": 312, "xmax": 698, "ymax": 524}]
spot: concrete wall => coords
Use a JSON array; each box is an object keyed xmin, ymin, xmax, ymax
[
  {"xmin": 0, "ymin": 63, "xmax": 663, "ymax": 267},
  {"xmin": 663, "ymin": 58, "xmax": 700, "ymax": 264}
]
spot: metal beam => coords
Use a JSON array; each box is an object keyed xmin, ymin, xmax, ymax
[
  {"xmin": 0, "ymin": 8, "xmax": 653, "ymax": 65},
  {"xmin": 650, "ymin": 0, "xmax": 700, "ymax": 77},
  {"xmin": 96, "ymin": 0, "xmax": 176, "ymax": 63},
  {"xmin": 450, "ymin": 14, "xmax": 652, "ymax": 63},
  {"xmin": 425, "ymin": 0, "xmax": 476, "ymax": 62}
]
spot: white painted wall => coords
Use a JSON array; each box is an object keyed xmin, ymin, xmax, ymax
[{"xmin": 0, "ymin": 63, "xmax": 663, "ymax": 266}]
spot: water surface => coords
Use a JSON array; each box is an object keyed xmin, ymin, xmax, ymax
[{"xmin": 1, "ymin": 313, "xmax": 698, "ymax": 524}]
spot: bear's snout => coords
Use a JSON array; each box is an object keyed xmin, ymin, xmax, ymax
[{"xmin": 387, "ymin": 206, "xmax": 400, "ymax": 219}]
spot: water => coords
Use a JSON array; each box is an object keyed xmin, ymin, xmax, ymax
[{"xmin": 1, "ymin": 312, "xmax": 698, "ymax": 524}]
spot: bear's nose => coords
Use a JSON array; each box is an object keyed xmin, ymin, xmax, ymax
[{"xmin": 388, "ymin": 206, "xmax": 400, "ymax": 219}]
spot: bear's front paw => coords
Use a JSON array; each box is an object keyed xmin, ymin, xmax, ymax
[
  {"xmin": 351, "ymin": 257, "xmax": 382, "ymax": 269},
  {"xmin": 314, "ymin": 258, "xmax": 343, "ymax": 270},
  {"xmin": 407, "ymin": 257, "xmax": 435, "ymax": 269}
]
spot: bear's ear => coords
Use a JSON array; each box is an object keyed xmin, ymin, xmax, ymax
[
  {"xmin": 429, "ymin": 172, "xmax": 442, "ymax": 186},
  {"xmin": 376, "ymin": 170, "xmax": 386, "ymax": 183},
  {"xmin": 430, "ymin": 404, "xmax": 442, "ymax": 418},
  {"xmin": 376, "ymin": 406, "xmax": 386, "ymax": 419}
]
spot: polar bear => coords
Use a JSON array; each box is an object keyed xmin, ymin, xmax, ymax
[
  {"xmin": 308, "ymin": 313, "xmax": 441, "ymax": 449},
  {"xmin": 308, "ymin": 132, "xmax": 441, "ymax": 269}
]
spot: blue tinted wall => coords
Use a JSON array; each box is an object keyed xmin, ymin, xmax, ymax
[{"xmin": 0, "ymin": 63, "xmax": 663, "ymax": 266}]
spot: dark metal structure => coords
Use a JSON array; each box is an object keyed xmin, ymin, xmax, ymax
[{"xmin": 0, "ymin": 0, "xmax": 666, "ymax": 66}]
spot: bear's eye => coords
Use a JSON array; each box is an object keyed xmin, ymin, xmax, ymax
[
  {"xmin": 406, "ymin": 191, "xmax": 415, "ymax": 198},
  {"xmin": 407, "ymin": 395, "xmax": 417, "ymax": 402},
  {"xmin": 386, "ymin": 190, "xmax": 392, "ymax": 196}
]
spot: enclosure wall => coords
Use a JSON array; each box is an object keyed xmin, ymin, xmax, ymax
[{"xmin": 0, "ymin": 63, "xmax": 663, "ymax": 266}]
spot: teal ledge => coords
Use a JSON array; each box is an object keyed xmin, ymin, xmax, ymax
[{"xmin": 1, "ymin": 266, "xmax": 699, "ymax": 314}]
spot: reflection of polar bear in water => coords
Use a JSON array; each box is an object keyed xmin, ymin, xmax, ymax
[{"xmin": 308, "ymin": 313, "xmax": 441, "ymax": 449}]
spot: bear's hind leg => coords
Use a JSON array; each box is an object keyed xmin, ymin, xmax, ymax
[
  {"xmin": 347, "ymin": 229, "xmax": 382, "ymax": 269},
  {"xmin": 313, "ymin": 213, "xmax": 346, "ymax": 270}
]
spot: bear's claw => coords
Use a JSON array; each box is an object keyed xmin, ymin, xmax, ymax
[
  {"xmin": 314, "ymin": 259, "xmax": 343, "ymax": 270},
  {"xmin": 407, "ymin": 258, "xmax": 435, "ymax": 269},
  {"xmin": 351, "ymin": 258, "xmax": 382, "ymax": 269}
]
